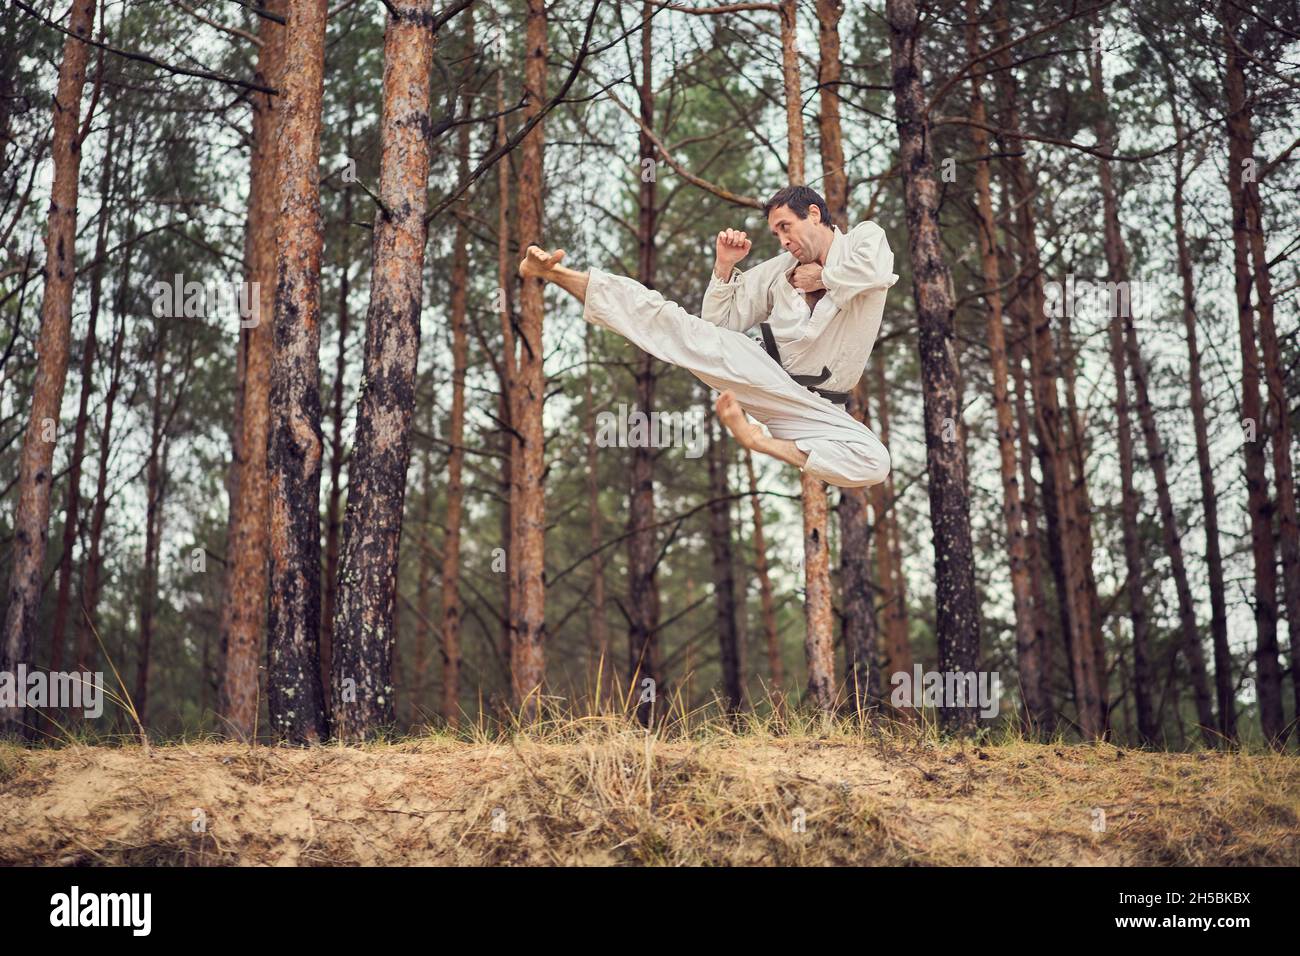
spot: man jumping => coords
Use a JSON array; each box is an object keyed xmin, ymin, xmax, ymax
[{"xmin": 518, "ymin": 185, "xmax": 897, "ymax": 489}]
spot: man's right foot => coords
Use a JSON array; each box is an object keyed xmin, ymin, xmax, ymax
[
  {"xmin": 519, "ymin": 245, "xmax": 565, "ymax": 280},
  {"xmin": 715, "ymin": 390, "xmax": 764, "ymax": 449}
]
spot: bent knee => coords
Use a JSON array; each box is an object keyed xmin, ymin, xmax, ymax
[
  {"xmin": 803, "ymin": 439, "xmax": 890, "ymax": 488},
  {"xmin": 836, "ymin": 441, "xmax": 890, "ymax": 488}
]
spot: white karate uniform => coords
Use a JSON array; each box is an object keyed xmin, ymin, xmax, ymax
[{"xmin": 581, "ymin": 221, "xmax": 898, "ymax": 488}]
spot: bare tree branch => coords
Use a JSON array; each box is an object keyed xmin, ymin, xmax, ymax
[
  {"xmin": 602, "ymin": 84, "xmax": 762, "ymax": 208},
  {"xmin": 173, "ymin": 0, "xmax": 262, "ymax": 46},
  {"xmin": 14, "ymin": 0, "xmax": 277, "ymax": 95},
  {"xmin": 423, "ymin": 0, "xmax": 606, "ymax": 225}
]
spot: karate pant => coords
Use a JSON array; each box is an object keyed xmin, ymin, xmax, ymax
[{"xmin": 582, "ymin": 268, "xmax": 890, "ymax": 489}]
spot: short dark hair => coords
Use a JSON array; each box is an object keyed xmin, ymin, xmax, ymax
[{"xmin": 763, "ymin": 185, "xmax": 832, "ymax": 228}]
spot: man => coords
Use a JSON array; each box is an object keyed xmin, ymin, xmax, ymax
[{"xmin": 518, "ymin": 185, "xmax": 897, "ymax": 488}]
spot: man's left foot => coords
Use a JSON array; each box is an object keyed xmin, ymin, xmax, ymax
[{"xmin": 715, "ymin": 391, "xmax": 763, "ymax": 448}]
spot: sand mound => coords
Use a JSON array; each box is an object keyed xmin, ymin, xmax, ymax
[{"xmin": 1, "ymin": 732, "xmax": 1296, "ymax": 865}]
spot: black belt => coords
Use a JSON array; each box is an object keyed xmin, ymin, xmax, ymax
[{"xmin": 758, "ymin": 322, "xmax": 850, "ymax": 406}]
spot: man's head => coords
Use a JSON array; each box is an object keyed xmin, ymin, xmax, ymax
[{"xmin": 764, "ymin": 185, "xmax": 834, "ymax": 263}]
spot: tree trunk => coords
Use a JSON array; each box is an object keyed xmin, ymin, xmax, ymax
[
  {"xmin": 965, "ymin": 3, "xmax": 1044, "ymax": 732},
  {"xmin": 707, "ymin": 421, "xmax": 744, "ymax": 714},
  {"xmin": 77, "ymin": 316, "xmax": 125, "ymax": 674},
  {"xmin": 1101, "ymin": 270, "xmax": 1154, "ymax": 745},
  {"xmin": 1080, "ymin": 30, "xmax": 1153, "ymax": 744},
  {"xmin": 0, "ymin": 0, "xmax": 96, "ymax": 736},
  {"xmin": 219, "ymin": 0, "xmax": 284, "ymax": 739},
  {"xmin": 1220, "ymin": 0, "xmax": 1283, "ymax": 744},
  {"xmin": 626, "ymin": 397, "xmax": 663, "ymax": 720},
  {"xmin": 1007, "ymin": 292, "xmax": 1054, "ymax": 732},
  {"xmin": 78, "ymin": 234, "xmax": 133, "ymax": 676},
  {"xmin": 868, "ymin": 365, "xmax": 913, "ymax": 691},
  {"xmin": 780, "ymin": 0, "xmax": 835, "ymax": 715},
  {"xmin": 1167, "ymin": 65, "xmax": 1234, "ymax": 741},
  {"xmin": 886, "ymin": 0, "xmax": 981, "ymax": 733},
  {"xmin": 321, "ymin": 184, "xmax": 351, "ymax": 704},
  {"xmin": 494, "ymin": 60, "xmax": 515, "ymax": 674},
  {"xmin": 1087, "ymin": 28, "xmax": 1215, "ymax": 745},
  {"xmin": 1222, "ymin": 4, "xmax": 1300, "ymax": 732},
  {"xmin": 135, "ymin": 333, "xmax": 168, "ymax": 729},
  {"xmin": 816, "ymin": 0, "xmax": 875, "ymax": 715},
  {"xmin": 1057, "ymin": 288, "xmax": 1110, "ymax": 737},
  {"xmin": 414, "ymin": 446, "xmax": 434, "ymax": 719},
  {"xmin": 802, "ymin": 470, "xmax": 836, "ymax": 712},
  {"xmin": 1123, "ymin": 320, "xmax": 1217, "ymax": 746},
  {"xmin": 745, "ymin": 450, "xmax": 781, "ymax": 691},
  {"xmin": 49, "ymin": 117, "xmax": 115, "ymax": 678},
  {"xmin": 839, "ymin": 407, "xmax": 878, "ymax": 712},
  {"xmin": 585, "ymin": 324, "xmax": 610, "ymax": 691},
  {"xmin": 627, "ymin": 0, "xmax": 661, "ymax": 726},
  {"xmin": 322, "ymin": 108, "xmax": 357, "ymax": 704},
  {"xmin": 440, "ymin": 16, "xmax": 473, "ymax": 728},
  {"xmin": 780, "ymin": 0, "xmax": 805, "ymax": 184},
  {"xmin": 331, "ymin": 0, "xmax": 437, "ymax": 742},
  {"xmin": 266, "ymin": 0, "xmax": 330, "ymax": 744},
  {"xmin": 509, "ymin": 0, "xmax": 549, "ymax": 713},
  {"xmin": 815, "ymin": 0, "xmax": 847, "ymax": 227},
  {"xmin": 991, "ymin": 0, "xmax": 1103, "ymax": 738}
]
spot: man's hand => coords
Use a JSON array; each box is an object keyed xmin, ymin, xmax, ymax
[
  {"xmin": 790, "ymin": 262, "xmax": 825, "ymax": 293},
  {"xmin": 714, "ymin": 228, "xmax": 752, "ymax": 280}
]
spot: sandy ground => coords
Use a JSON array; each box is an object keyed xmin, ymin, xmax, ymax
[{"xmin": 1, "ymin": 733, "xmax": 1297, "ymax": 865}]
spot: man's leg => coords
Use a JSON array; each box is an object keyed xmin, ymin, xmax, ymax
[
  {"xmin": 714, "ymin": 391, "xmax": 809, "ymax": 471},
  {"xmin": 715, "ymin": 392, "xmax": 889, "ymax": 488},
  {"xmin": 520, "ymin": 246, "xmax": 888, "ymax": 488}
]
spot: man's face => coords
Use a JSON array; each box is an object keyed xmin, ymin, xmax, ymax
[{"xmin": 767, "ymin": 203, "xmax": 823, "ymax": 263}]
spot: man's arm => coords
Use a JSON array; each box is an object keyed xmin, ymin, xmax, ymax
[
  {"xmin": 785, "ymin": 221, "xmax": 898, "ymax": 345},
  {"xmin": 820, "ymin": 221, "xmax": 899, "ymax": 310},
  {"xmin": 700, "ymin": 229, "xmax": 782, "ymax": 333}
]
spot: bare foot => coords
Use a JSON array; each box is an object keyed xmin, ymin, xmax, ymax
[
  {"xmin": 715, "ymin": 391, "xmax": 762, "ymax": 447},
  {"xmin": 519, "ymin": 245, "xmax": 565, "ymax": 280}
]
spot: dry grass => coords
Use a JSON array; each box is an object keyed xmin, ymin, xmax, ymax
[{"xmin": 1, "ymin": 706, "xmax": 1296, "ymax": 866}]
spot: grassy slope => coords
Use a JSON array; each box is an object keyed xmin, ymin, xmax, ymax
[{"xmin": 2, "ymin": 719, "xmax": 1297, "ymax": 866}]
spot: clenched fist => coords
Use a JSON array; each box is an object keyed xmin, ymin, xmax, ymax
[
  {"xmin": 714, "ymin": 228, "xmax": 752, "ymax": 280},
  {"xmin": 790, "ymin": 262, "xmax": 825, "ymax": 293}
]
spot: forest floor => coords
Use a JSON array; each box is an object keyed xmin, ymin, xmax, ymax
[{"xmin": 2, "ymin": 717, "xmax": 1298, "ymax": 866}]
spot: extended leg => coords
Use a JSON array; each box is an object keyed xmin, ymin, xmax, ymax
[{"xmin": 520, "ymin": 247, "xmax": 889, "ymax": 488}]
